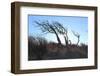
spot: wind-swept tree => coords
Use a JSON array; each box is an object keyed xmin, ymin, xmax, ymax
[
  {"xmin": 52, "ymin": 21, "xmax": 69, "ymax": 45},
  {"xmin": 72, "ymin": 30, "xmax": 80, "ymax": 45},
  {"xmin": 35, "ymin": 20, "xmax": 62, "ymax": 45}
]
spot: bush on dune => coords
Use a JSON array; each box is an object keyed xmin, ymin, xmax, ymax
[{"xmin": 28, "ymin": 36, "xmax": 48, "ymax": 60}]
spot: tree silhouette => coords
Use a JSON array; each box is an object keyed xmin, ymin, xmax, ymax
[
  {"xmin": 72, "ymin": 30, "xmax": 80, "ymax": 45},
  {"xmin": 52, "ymin": 21, "xmax": 69, "ymax": 45},
  {"xmin": 35, "ymin": 20, "xmax": 62, "ymax": 45},
  {"xmin": 35, "ymin": 20, "xmax": 81, "ymax": 46}
]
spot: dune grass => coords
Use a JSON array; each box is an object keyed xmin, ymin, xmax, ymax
[{"xmin": 28, "ymin": 36, "xmax": 88, "ymax": 60}]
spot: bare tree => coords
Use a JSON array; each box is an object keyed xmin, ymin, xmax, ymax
[
  {"xmin": 35, "ymin": 20, "xmax": 62, "ymax": 45},
  {"xmin": 52, "ymin": 21, "xmax": 69, "ymax": 45},
  {"xmin": 72, "ymin": 30, "xmax": 80, "ymax": 45},
  {"xmin": 35, "ymin": 20, "xmax": 73, "ymax": 46}
]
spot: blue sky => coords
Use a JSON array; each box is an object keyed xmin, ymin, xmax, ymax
[{"xmin": 28, "ymin": 15, "xmax": 88, "ymax": 45}]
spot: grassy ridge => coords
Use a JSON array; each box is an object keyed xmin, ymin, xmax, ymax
[{"xmin": 28, "ymin": 36, "xmax": 88, "ymax": 60}]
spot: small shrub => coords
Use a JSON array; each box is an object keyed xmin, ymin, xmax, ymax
[{"xmin": 28, "ymin": 36, "xmax": 48, "ymax": 60}]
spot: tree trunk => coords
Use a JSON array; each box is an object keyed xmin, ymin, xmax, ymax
[
  {"xmin": 63, "ymin": 34, "xmax": 68, "ymax": 46},
  {"xmin": 69, "ymin": 40, "xmax": 72, "ymax": 45},
  {"xmin": 49, "ymin": 26, "xmax": 61, "ymax": 45},
  {"xmin": 64, "ymin": 36, "xmax": 68, "ymax": 46},
  {"xmin": 55, "ymin": 32, "xmax": 61, "ymax": 44},
  {"xmin": 77, "ymin": 37, "xmax": 80, "ymax": 45}
]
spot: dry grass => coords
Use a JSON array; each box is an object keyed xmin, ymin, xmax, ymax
[{"xmin": 28, "ymin": 36, "xmax": 88, "ymax": 60}]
